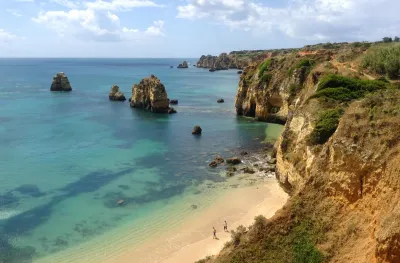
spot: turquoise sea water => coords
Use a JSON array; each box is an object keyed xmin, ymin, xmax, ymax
[{"xmin": 0, "ymin": 58, "xmax": 283, "ymax": 262}]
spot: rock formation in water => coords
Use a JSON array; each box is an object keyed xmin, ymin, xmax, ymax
[
  {"xmin": 217, "ymin": 99, "xmax": 224, "ymax": 103},
  {"xmin": 109, "ymin": 85, "xmax": 126, "ymax": 101},
  {"xmin": 130, "ymin": 75, "xmax": 176, "ymax": 114},
  {"xmin": 192, "ymin": 125, "xmax": 202, "ymax": 135},
  {"xmin": 177, "ymin": 61, "xmax": 189, "ymax": 68},
  {"xmin": 169, "ymin": 99, "xmax": 178, "ymax": 105},
  {"xmin": 50, "ymin": 72, "xmax": 72, "ymax": 92}
]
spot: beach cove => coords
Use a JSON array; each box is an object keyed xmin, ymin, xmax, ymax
[{"xmin": 0, "ymin": 58, "xmax": 286, "ymax": 263}]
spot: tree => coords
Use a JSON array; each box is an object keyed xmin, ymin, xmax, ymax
[
  {"xmin": 383, "ymin": 37, "xmax": 393, "ymax": 43},
  {"xmin": 395, "ymin": 36, "xmax": 400, "ymax": 42}
]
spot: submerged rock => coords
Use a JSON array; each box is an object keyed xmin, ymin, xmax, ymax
[
  {"xmin": 192, "ymin": 125, "xmax": 202, "ymax": 135},
  {"xmin": 237, "ymin": 71, "xmax": 243, "ymax": 74},
  {"xmin": 168, "ymin": 108, "xmax": 177, "ymax": 114},
  {"xmin": 241, "ymin": 167, "xmax": 255, "ymax": 174},
  {"xmin": 177, "ymin": 61, "xmax": 189, "ymax": 68},
  {"xmin": 226, "ymin": 157, "xmax": 241, "ymax": 165},
  {"xmin": 209, "ymin": 161, "xmax": 218, "ymax": 168},
  {"xmin": 169, "ymin": 99, "xmax": 179, "ymax": 105},
  {"xmin": 109, "ymin": 85, "xmax": 126, "ymax": 101},
  {"xmin": 209, "ymin": 156, "xmax": 224, "ymax": 168},
  {"xmin": 50, "ymin": 72, "xmax": 72, "ymax": 92},
  {"xmin": 217, "ymin": 99, "xmax": 225, "ymax": 103},
  {"xmin": 130, "ymin": 75, "xmax": 174, "ymax": 113}
]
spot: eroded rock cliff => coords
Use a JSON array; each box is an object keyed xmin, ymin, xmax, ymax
[
  {"xmin": 208, "ymin": 42, "xmax": 400, "ymax": 263},
  {"xmin": 130, "ymin": 75, "xmax": 175, "ymax": 114}
]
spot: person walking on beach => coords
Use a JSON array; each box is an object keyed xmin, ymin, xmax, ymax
[
  {"xmin": 213, "ymin": 227, "xmax": 217, "ymax": 239},
  {"xmin": 224, "ymin": 221, "xmax": 228, "ymax": 232}
]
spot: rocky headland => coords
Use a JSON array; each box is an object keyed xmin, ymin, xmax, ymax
[
  {"xmin": 130, "ymin": 75, "xmax": 176, "ymax": 114},
  {"xmin": 50, "ymin": 72, "xmax": 72, "ymax": 92},
  {"xmin": 198, "ymin": 41, "xmax": 400, "ymax": 263}
]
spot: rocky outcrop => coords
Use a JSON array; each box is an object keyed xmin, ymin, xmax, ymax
[
  {"xmin": 177, "ymin": 61, "xmax": 189, "ymax": 68},
  {"xmin": 50, "ymin": 72, "xmax": 72, "ymax": 92},
  {"xmin": 192, "ymin": 126, "xmax": 202, "ymax": 135},
  {"xmin": 109, "ymin": 85, "xmax": 126, "ymax": 101},
  {"xmin": 130, "ymin": 75, "xmax": 175, "ymax": 114},
  {"xmin": 226, "ymin": 157, "xmax": 241, "ymax": 165},
  {"xmin": 169, "ymin": 99, "xmax": 178, "ymax": 105},
  {"xmin": 217, "ymin": 99, "xmax": 224, "ymax": 103}
]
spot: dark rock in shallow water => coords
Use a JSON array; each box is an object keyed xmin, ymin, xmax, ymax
[
  {"xmin": 217, "ymin": 99, "xmax": 224, "ymax": 103},
  {"xmin": 241, "ymin": 167, "xmax": 255, "ymax": 174},
  {"xmin": 50, "ymin": 72, "xmax": 72, "ymax": 92},
  {"xmin": 191, "ymin": 204, "xmax": 198, "ymax": 209},
  {"xmin": 192, "ymin": 125, "xmax": 202, "ymax": 135},
  {"xmin": 240, "ymin": 151, "xmax": 248, "ymax": 156},
  {"xmin": 14, "ymin": 184, "xmax": 44, "ymax": 197},
  {"xmin": 168, "ymin": 108, "xmax": 177, "ymax": 114},
  {"xmin": 237, "ymin": 71, "xmax": 243, "ymax": 74},
  {"xmin": 226, "ymin": 157, "xmax": 241, "ymax": 165},
  {"xmin": 209, "ymin": 68, "xmax": 216, "ymax": 72},
  {"xmin": 169, "ymin": 99, "xmax": 178, "ymax": 105},
  {"xmin": 109, "ymin": 85, "xmax": 126, "ymax": 101},
  {"xmin": 209, "ymin": 161, "xmax": 218, "ymax": 168}
]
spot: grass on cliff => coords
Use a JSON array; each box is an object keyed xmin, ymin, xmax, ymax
[
  {"xmin": 307, "ymin": 109, "xmax": 344, "ymax": 145},
  {"xmin": 288, "ymin": 58, "xmax": 315, "ymax": 76},
  {"xmin": 360, "ymin": 43, "xmax": 400, "ymax": 79},
  {"xmin": 311, "ymin": 74, "xmax": 388, "ymax": 102},
  {"xmin": 258, "ymin": 59, "xmax": 272, "ymax": 77}
]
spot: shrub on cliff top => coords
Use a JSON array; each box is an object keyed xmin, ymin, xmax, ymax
[
  {"xmin": 307, "ymin": 109, "xmax": 344, "ymax": 145},
  {"xmin": 360, "ymin": 43, "xmax": 400, "ymax": 79},
  {"xmin": 312, "ymin": 74, "xmax": 388, "ymax": 102}
]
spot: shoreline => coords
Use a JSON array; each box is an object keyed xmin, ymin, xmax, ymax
[
  {"xmin": 102, "ymin": 175, "xmax": 288, "ymax": 263},
  {"xmin": 34, "ymin": 150, "xmax": 288, "ymax": 263}
]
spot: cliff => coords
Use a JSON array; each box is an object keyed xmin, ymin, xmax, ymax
[
  {"xmin": 130, "ymin": 75, "xmax": 175, "ymax": 114},
  {"xmin": 202, "ymin": 42, "xmax": 400, "ymax": 263}
]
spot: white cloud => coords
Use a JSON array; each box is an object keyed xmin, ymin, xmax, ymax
[
  {"xmin": 177, "ymin": 0, "xmax": 400, "ymax": 41},
  {"xmin": 32, "ymin": 0, "xmax": 166, "ymax": 42},
  {"xmin": 0, "ymin": 29, "xmax": 18, "ymax": 42},
  {"xmin": 145, "ymin": 20, "xmax": 165, "ymax": 36},
  {"xmin": 6, "ymin": 9, "xmax": 23, "ymax": 17},
  {"xmin": 50, "ymin": 0, "xmax": 81, "ymax": 8},
  {"xmin": 85, "ymin": 0, "xmax": 164, "ymax": 11}
]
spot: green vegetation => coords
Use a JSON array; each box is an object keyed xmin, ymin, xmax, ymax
[
  {"xmin": 260, "ymin": 73, "xmax": 272, "ymax": 84},
  {"xmin": 382, "ymin": 37, "xmax": 393, "ymax": 43},
  {"xmin": 360, "ymin": 43, "xmax": 400, "ymax": 79},
  {"xmin": 288, "ymin": 59, "xmax": 315, "ymax": 76},
  {"xmin": 311, "ymin": 74, "xmax": 388, "ymax": 102},
  {"xmin": 195, "ymin": 256, "xmax": 212, "ymax": 263},
  {"xmin": 307, "ymin": 109, "xmax": 344, "ymax": 145},
  {"xmin": 258, "ymin": 59, "xmax": 272, "ymax": 77},
  {"xmin": 293, "ymin": 223, "xmax": 326, "ymax": 263}
]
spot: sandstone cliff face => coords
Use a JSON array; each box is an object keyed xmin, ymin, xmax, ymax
[
  {"xmin": 50, "ymin": 72, "xmax": 72, "ymax": 92},
  {"xmin": 130, "ymin": 75, "xmax": 172, "ymax": 113},
  {"xmin": 213, "ymin": 44, "xmax": 400, "ymax": 263},
  {"xmin": 197, "ymin": 53, "xmax": 249, "ymax": 70}
]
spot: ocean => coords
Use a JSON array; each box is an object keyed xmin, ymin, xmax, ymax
[{"xmin": 0, "ymin": 58, "xmax": 283, "ymax": 263}]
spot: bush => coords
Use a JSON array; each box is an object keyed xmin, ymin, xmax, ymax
[
  {"xmin": 307, "ymin": 109, "xmax": 343, "ymax": 145},
  {"xmin": 312, "ymin": 74, "xmax": 388, "ymax": 102},
  {"xmin": 360, "ymin": 44, "xmax": 400, "ymax": 79},
  {"xmin": 260, "ymin": 73, "xmax": 272, "ymax": 84},
  {"xmin": 293, "ymin": 231, "xmax": 325, "ymax": 263},
  {"xmin": 382, "ymin": 37, "xmax": 393, "ymax": 43},
  {"xmin": 258, "ymin": 59, "xmax": 272, "ymax": 77},
  {"xmin": 231, "ymin": 225, "xmax": 247, "ymax": 247}
]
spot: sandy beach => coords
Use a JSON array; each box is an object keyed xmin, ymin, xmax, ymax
[
  {"xmin": 104, "ymin": 177, "xmax": 288, "ymax": 263},
  {"xmin": 35, "ymin": 173, "xmax": 288, "ymax": 263}
]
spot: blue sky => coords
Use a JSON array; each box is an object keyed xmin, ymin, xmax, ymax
[{"xmin": 0, "ymin": 0, "xmax": 399, "ymax": 57}]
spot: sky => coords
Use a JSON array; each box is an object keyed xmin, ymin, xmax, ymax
[{"xmin": 0, "ymin": 0, "xmax": 399, "ymax": 57}]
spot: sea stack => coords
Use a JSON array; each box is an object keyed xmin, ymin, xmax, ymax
[
  {"xmin": 177, "ymin": 61, "xmax": 189, "ymax": 68},
  {"xmin": 50, "ymin": 72, "xmax": 72, "ymax": 92},
  {"xmin": 109, "ymin": 85, "xmax": 126, "ymax": 101},
  {"xmin": 192, "ymin": 125, "xmax": 202, "ymax": 135},
  {"xmin": 130, "ymin": 75, "xmax": 176, "ymax": 114}
]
